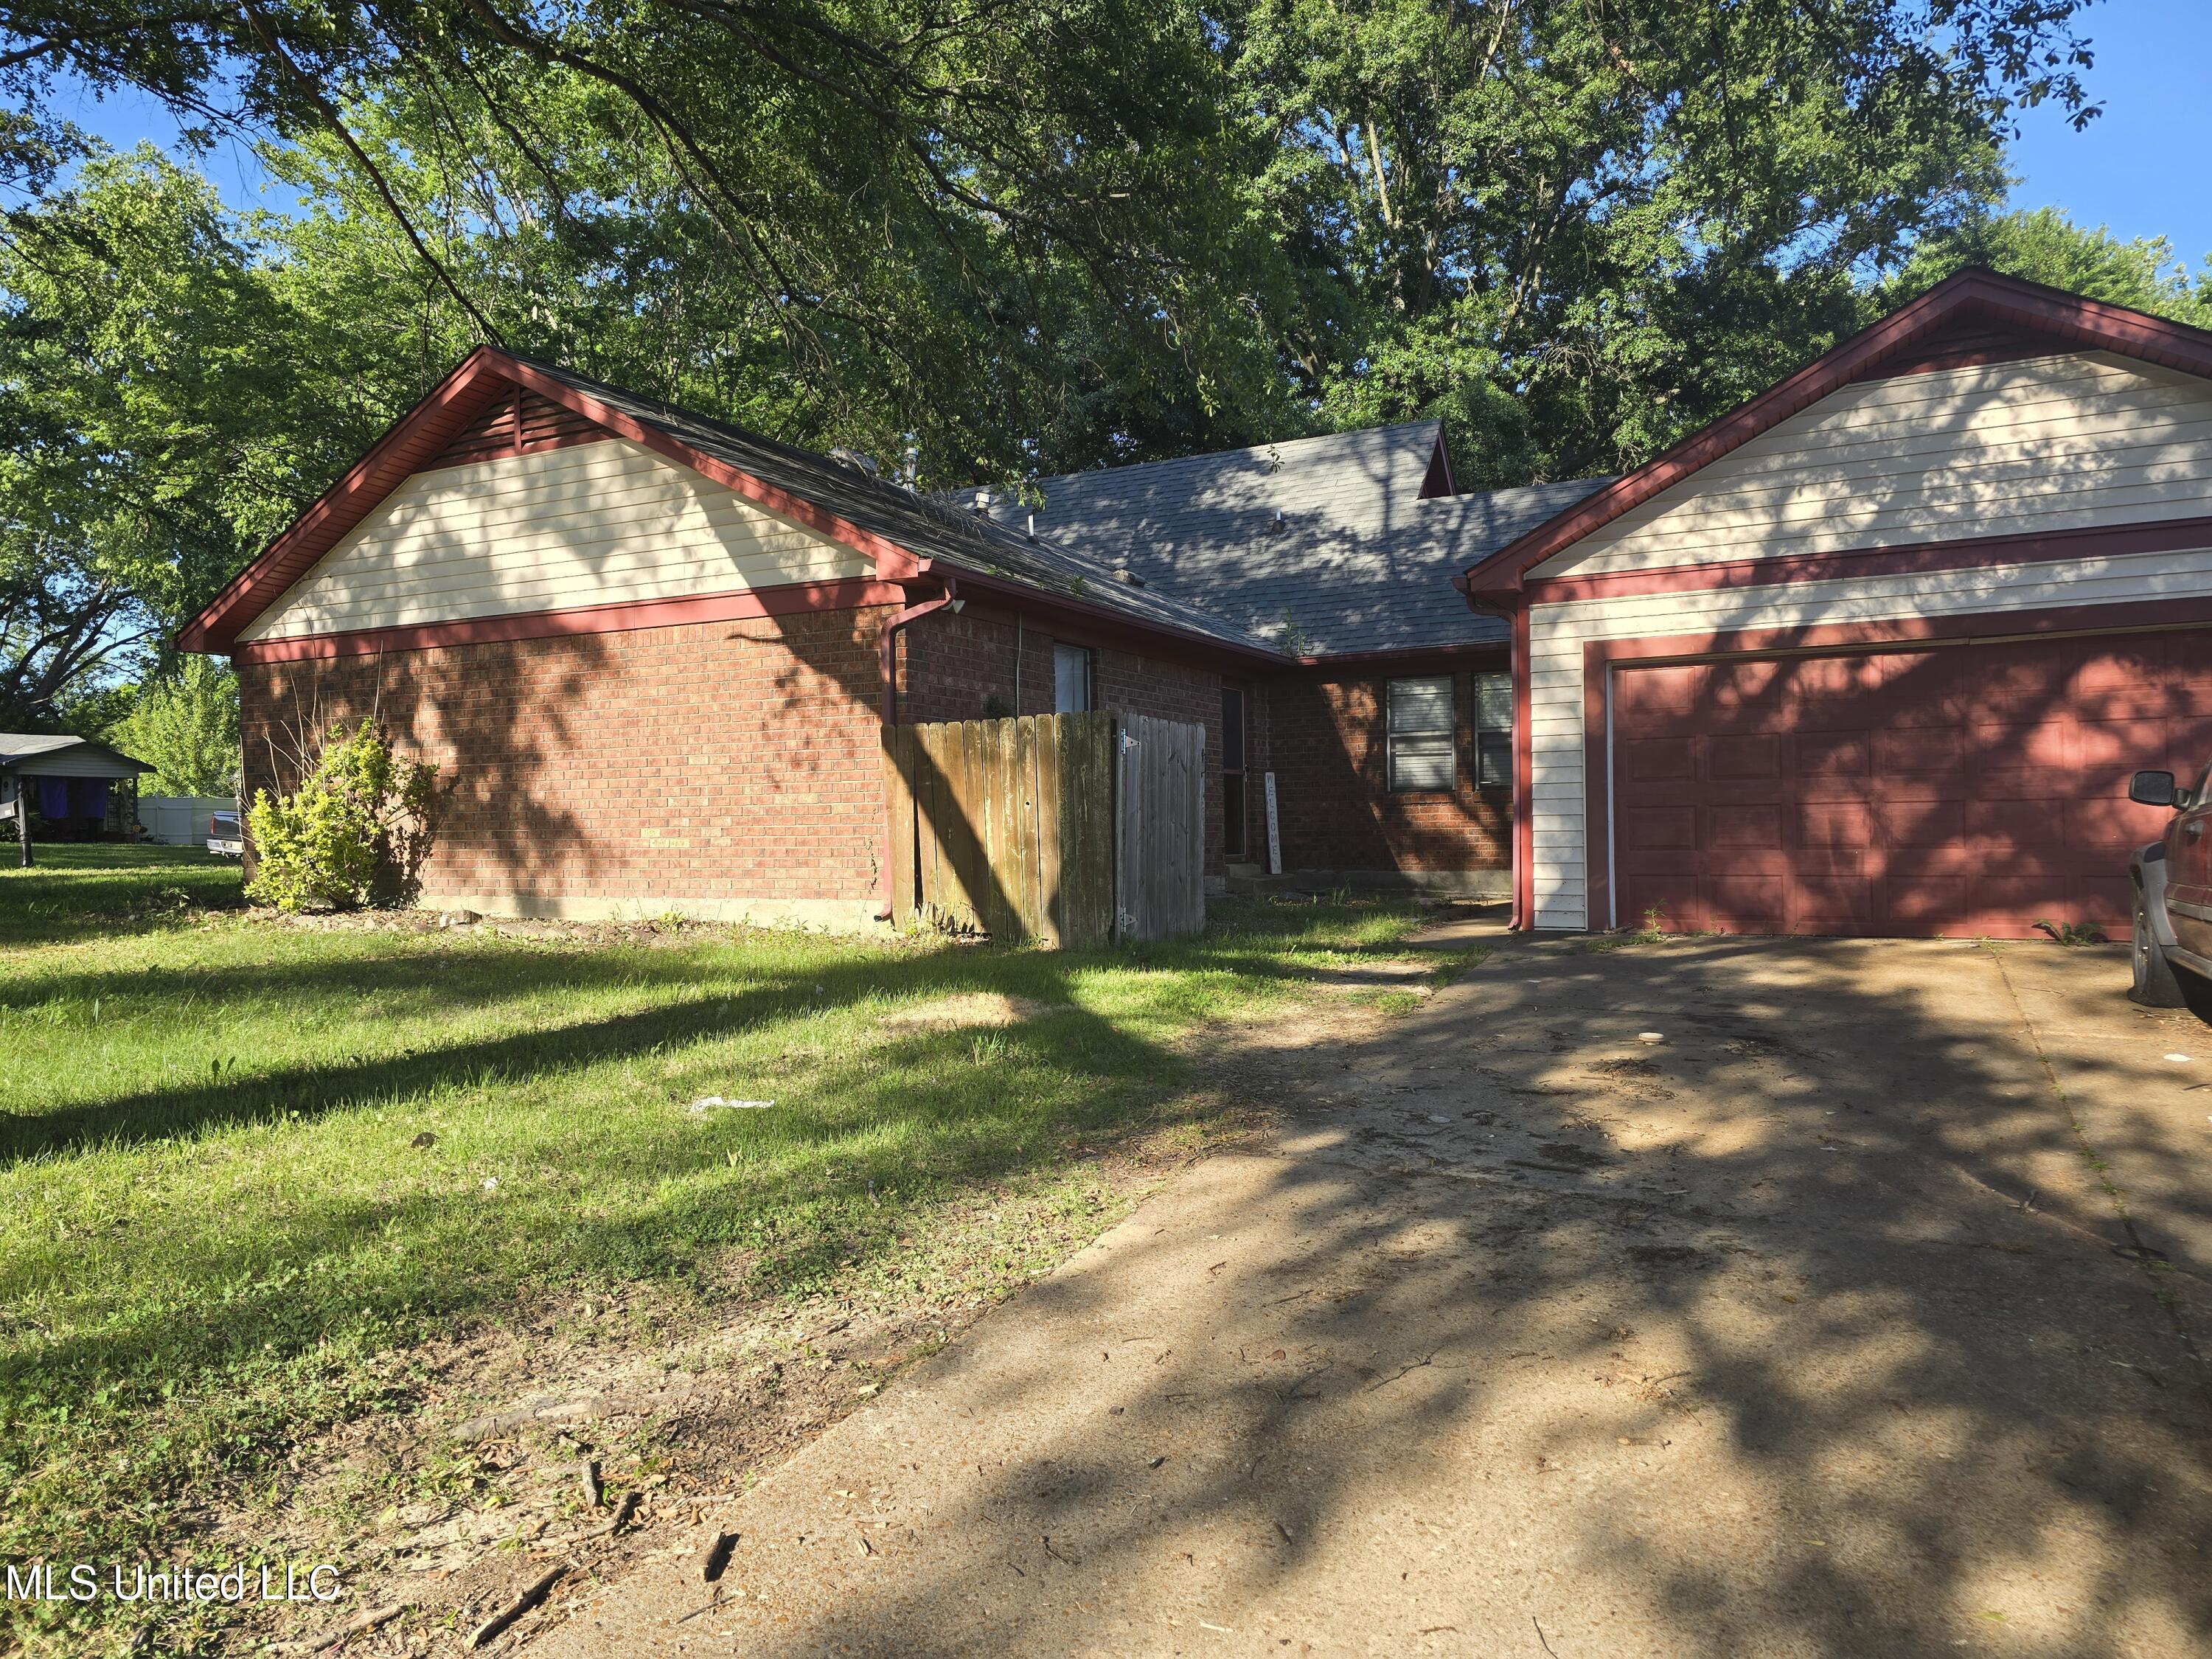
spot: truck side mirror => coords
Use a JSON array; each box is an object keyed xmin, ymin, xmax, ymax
[{"xmin": 2129, "ymin": 769, "xmax": 2178, "ymax": 809}]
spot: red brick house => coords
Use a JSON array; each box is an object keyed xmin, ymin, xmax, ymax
[{"xmin": 181, "ymin": 349, "xmax": 1555, "ymax": 926}]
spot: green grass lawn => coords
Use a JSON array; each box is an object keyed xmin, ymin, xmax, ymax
[{"xmin": 1, "ymin": 846, "xmax": 1461, "ymax": 1653}]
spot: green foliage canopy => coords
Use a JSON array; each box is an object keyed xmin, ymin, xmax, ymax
[{"xmin": 107, "ymin": 656, "xmax": 240, "ymax": 796}]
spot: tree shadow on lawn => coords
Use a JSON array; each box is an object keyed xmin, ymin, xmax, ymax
[
  {"xmin": 0, "ymin": 910, "xmax": 1441, "ymax": 1164},
  {"xmin": 1, "ymin": 908, "xmax": 1447, "ymax": 1448},
  {"xmin": 687, "ymin": 933, "xmax": 2212, "ymax": 1659}
]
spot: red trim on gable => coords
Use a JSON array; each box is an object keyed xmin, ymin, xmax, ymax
[
  {"xmin": 489, "ymin": 359, "xmax": 932, "ymax": 584},
  {"xmin": 1461, "ymin": 270, "xmax": 2212, "ymax": 599},
  {"xmin": 230, "ymin": 578, "xmax": 903, "ymax": 664},
  {"xmin": 1522, "ymin": 513, "xmax": 2212, "ymax": 605},
  {"xmin": 178, "ymin": 349, "xmax": 516, "ymax": 652},
  {"xmin": 177, "ymin": 348, "xmax": 943, "ymax": 655}
]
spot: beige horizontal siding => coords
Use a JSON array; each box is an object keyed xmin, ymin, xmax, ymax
[
  {"xmin": 242, "ymin": 439, "xmax": 874, "ymax": 642},
  {"xmin": 1538, "ymin": 353, "xmax": 2212, "ymax": 577},
  {"xmin": 1526, "ymin": 543, "xmax": 2212, "ymax": 928}
]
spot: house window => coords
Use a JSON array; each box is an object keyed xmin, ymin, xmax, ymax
[
  {"xmin": 1387, "ymin": 676, "xmax": 1455, "ymax": 793},
  {"xmin": 1475, "ymin": 671, "xmax": 1513, "ymax": 790},
  {"xmin": 1221, "ymin": 686, "xmax": 1248, "ymax": 857},
  {"xmin": 1052, "ymin": 643, "xmax": 1093, "ymax": 713}
]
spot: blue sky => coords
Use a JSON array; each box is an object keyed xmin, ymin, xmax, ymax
[
  {"xmin": 44, "ymin": 0, "xmax": 2212, "ymax": 267},
  {"xmin": 2006, "ymin": 0, "xmax": 2212, "ymax": 264}
]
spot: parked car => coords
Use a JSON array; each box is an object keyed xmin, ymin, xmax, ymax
[
  {"xmin": 2130, "ymin": 764, "xmax": 2212, "ymax": 1016},
  {"xmin": 207, "ymin": 809, "xmax": 243, "ymax": 858}
]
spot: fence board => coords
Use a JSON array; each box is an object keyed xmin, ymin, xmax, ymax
[
  {"xmin": 885, "ymin": 709, "xmax": 1195, "ymax": 948},
  {"xmin": 1032, "ymin": 717, "xmax": 1064, "ymax": 947}
]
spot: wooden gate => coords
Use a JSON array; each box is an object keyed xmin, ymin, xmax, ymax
[
  {"xmin": 881, "ymin": 711, "xmax": 1204, "ymax": 947},
  {"xmin": 1113, "ymin": 714, "xmax": 1207, "ymax": 941}
]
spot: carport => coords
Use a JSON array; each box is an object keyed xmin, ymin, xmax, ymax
[{"xmin": 0, "ymin": 734, "xmax": 152, "ymax": 865}]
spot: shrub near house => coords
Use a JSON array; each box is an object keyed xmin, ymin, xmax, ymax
[{"xmin": 244, "ymin": 721, "xmax": 436, "ymax": 912}]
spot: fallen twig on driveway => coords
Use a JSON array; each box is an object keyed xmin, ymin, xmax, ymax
[{"xmin": 468, "ymin": 1565, "xmax": 566, "ymax": 1649}]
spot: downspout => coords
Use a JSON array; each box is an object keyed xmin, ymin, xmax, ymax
[
  {"xmin": 1454, "ymin": 574, "xmax": 1528, "ymax": 931},
  {"xmin": 876, "ymin": 574, "xmax": 960, "ymax": 918}
]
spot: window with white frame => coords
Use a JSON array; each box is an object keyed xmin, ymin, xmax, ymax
[
  {"xmin": 1386, "ymin": 676, "xmax": 1455, "ymax": 792},
  {"xmin": 1474, "ymin": 671, "xmax": 1512, "ymax": 790},
  {"xmin": 1052, "ymin": 642, "xmax": 1093, "ymax": 713}
]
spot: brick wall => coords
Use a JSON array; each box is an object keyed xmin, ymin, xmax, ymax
[
  {"xmin": 898, "ymin": 608, "xmax": 1232, "ymax": 875},
  {"xmin": 238, "ymin": 605, "xmax": 894, "ymax": 924},
  {"xmin": 1265, "ymin": 666, "xmax": 1511, "ymax": 877}
]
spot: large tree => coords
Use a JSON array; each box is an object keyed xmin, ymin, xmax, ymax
[
  {"xmin": 1879, "ymin": 204, "xmax": 2212, "ymax": 324},
  {"xmin": 1, "ymin": 0, "xmax": 2104, "ymax": 488},
  {"xmin": 0, "ymin": 0, "xmax": 2121, "ymax": 721},
  {"xmin": 1228, "ymin": 0, "xmax": 2102, "ymax": 485},
  {"xmin": 0, "ymin": 150, "xmax": 320, "ymax": 726}
]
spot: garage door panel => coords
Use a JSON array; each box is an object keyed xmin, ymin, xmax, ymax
[
  {"xmin": 1874, "ymin": 728, "xmax": 1966, "ymax": 773},
  {"xmin": 1962, "ymin": 799, "xmax": 2070, "ymax": 849},
  {"xmin": 1789, "ymin": 733, "xmax": 1872, "ymax": 776},
  {"xmin": 1621, "ymin": 737, "xmax": 1697, "ymax": 782},
  {"xmin": 2073, "ymin": 717, "xmax": 2175, "ymax": 768},
  {"xmin": 2068, "ymin": 797, "xmax": 2171, "ymax": 850},
  {"xmin": 1617, "ymin": 877, "xmax": 1701, "ymax": 933},
  {"xmin": 1877, "ymin": 799, "xmax": 1966, "ymax": 848},
  {"xmin": 1709, "ymin": 734, "xmax": 1782, "ymax": 779},
  {"xmin": 1710, "ymin": 805, "xmax": 1783, "ymax": 848},
  {"xmin": 1621, "ymin": 806, "xmax": 1698, "ymax": 850},
  {"xmin": 1709, "ymin": 876, "xmax": 1787, "ymax": 931},
  {"xmin": 1610, "ymin": 627, "xmax": 2212, "ymax": 938},
  {"xmin": 1881, "ymin": 877, "xmax": 1969, "ymax": 923},
  {"xmin": 1792, "ymin": 878, "xmax": 1876, "ymax": 933},
  {"xmin": 1795, "ymin": 801, "xmax": 1876, "ymax": 847}
]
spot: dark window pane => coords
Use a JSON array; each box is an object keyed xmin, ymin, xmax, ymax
[
  {"xmin": 1053, "ymin": 644, "xmax": 1092, "ymax": 713},
  {"xmin": 1478, "ymin": 730, "xmax": 1512, "ymax": 789},
  {"xmin": 1220, "ymin": 688, "xmax": 1245, "ymax": 771},
  {"xmin": 1224, "ymin": 777, "xmax": 1247, "ymax": 856}
]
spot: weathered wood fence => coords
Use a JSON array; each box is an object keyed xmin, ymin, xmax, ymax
[{"xmin": 881, "ymin": 712, "xmax": 1205, "ymax": 947}]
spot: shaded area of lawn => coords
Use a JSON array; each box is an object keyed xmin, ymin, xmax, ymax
[
  {"xmin": 0, "ymin": 884, "xmax": 1461, "ymax": 1652},
  {"xmin": 0, "ymin": 842, "xmax": 245, "ymax": 946}
]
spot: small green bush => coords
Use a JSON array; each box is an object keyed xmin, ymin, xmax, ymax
[{"xmin": 244, "ymin": 720, "xmax": 436, "ymax": 911}]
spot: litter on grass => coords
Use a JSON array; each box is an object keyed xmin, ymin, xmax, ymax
[{"xmin": 691, "ymin": 1096, "xmax": 776, "ymax": 1113}]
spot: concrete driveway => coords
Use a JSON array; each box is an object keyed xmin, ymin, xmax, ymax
[{"xmin": 541, "ymin": 925, "xmax": 2212, "ymax": 1658}]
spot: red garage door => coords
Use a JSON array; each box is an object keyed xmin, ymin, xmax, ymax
[{"xmin": 1610, "ymin": 630, "xmax": 2212, "ymax": 938}]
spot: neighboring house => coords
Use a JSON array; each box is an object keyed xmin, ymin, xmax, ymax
[
  {"xmin": 1461, "ymin": 270, "xmax": 2212, "ymax": 939},
  {"xmin": 178, "ymin": 353, "xmax": 1554, "ymax": 925},
  {"xmin": 1, "ymin": 735, "xmax": 153, "ymax": 852}
]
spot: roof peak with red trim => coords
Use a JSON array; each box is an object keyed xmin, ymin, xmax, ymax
[
  {"xmin": 176, "ymin": 346, "xmax": 1287, "ymax": 661},
  {"xmin": 1457, "ymin": 268, "xmax": 2212, "ymax": 599}
]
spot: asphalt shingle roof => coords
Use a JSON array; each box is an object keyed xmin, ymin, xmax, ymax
[
  {"xmin": 523, "ymin": 360, "xmax": 1609, "ymax": 661},
  {"xmin": 997, "ymin": 423, "xmax": 1612, "ymax": 657}
]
